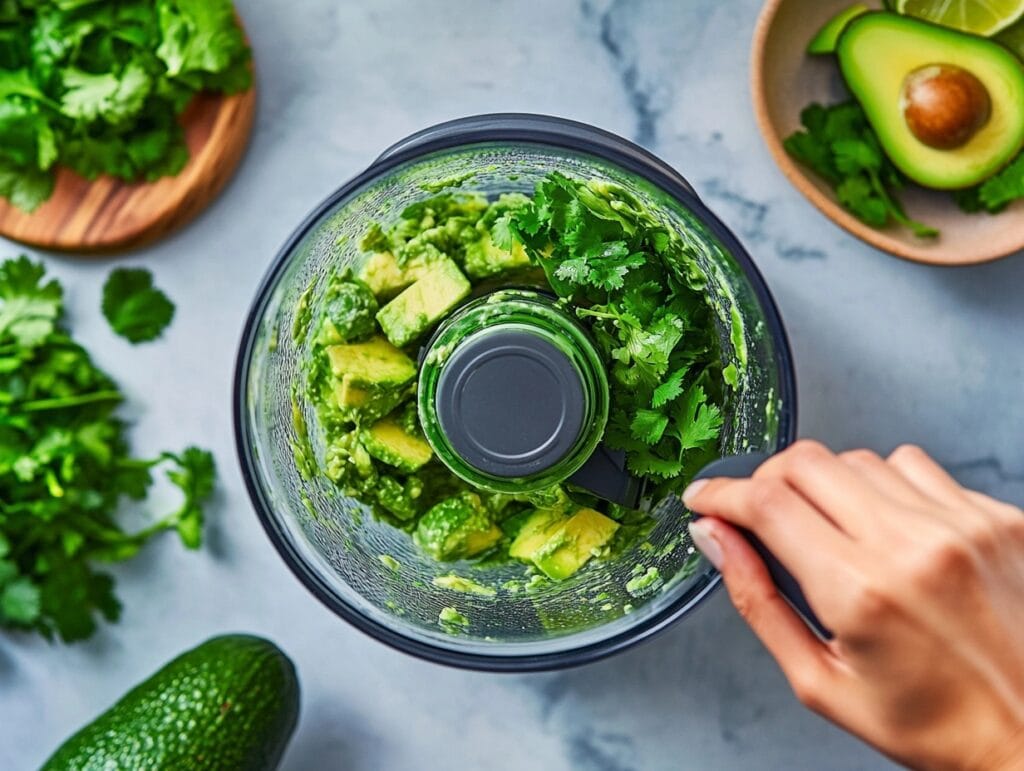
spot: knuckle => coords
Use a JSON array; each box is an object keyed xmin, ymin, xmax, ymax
[
  {"xmin": 838, "ymin": 579, "xmax": 895, "ymax": 630},
  {"xmin": 903, "ymin": 530, "xmax": 976, "ymax": 590},
  {"xmin": 964, "ymin": 519, "xmax": 1000, "ymax": 558},
  {"xmin": 786, "ymin": 439, "xmax": 831, "ymax": 466},
  {"xmin": 839, "ymin": 448, "xmax": 881, "ymax": 465},
  {"xmin": 1005, "ymin": 513, "xmax": 1024, "ymax": 542},
  {"xmin": 888, "ymin": 443, "xmax": 926, "ymax": 464}
]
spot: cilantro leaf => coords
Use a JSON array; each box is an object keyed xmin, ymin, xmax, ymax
[
  {"xmin": 668, "ymin": 384, "xmax": 724, "ymax": 452},
  {"xmin": 630, "ymin": 409, "xmax": 669, "ymax": 445},
  {"xmin": 156, "ymin": 0, "xmax": 251, "ymax": 87},
  {"xmin": 652, "ymin": 368, "xmax": 686, "ymax": 408},
  {"xmin": 1, "ymin": 577, "xmax": 41, "ymax": 624},
  {"xmin": 0, "ymin": 254, "xmax": 63, "ymax": 346},
  {"xmin": 961, "ymin": 153, "xmax": 1024, "ymax": 214},
  {"xmin": 61, "ymin": 63, "xmax": 152, "ymax": 125},
  {"xmin": 101, "ymin": 268, "xmax": 175, "ymax": 343}
]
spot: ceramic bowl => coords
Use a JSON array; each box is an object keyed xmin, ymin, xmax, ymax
[{"xmin": 751, "ymin": 0, "xmax": 1024, "ymax": 265}]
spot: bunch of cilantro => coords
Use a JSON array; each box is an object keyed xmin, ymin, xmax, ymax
[
  {"xmin": 507, "ymin": 172, "xmax": 727, "ymax": 492},
  {"xmin": 0, "ymin": 0, "xmax": 251, "ymax": 212},
  {"xmin": 0, "ymin": 256, "xmax": 215, "ymax": 642}
]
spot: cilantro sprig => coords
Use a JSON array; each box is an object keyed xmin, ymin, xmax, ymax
[
  {"xmin": 0, "ymin": 0, "xmax": 251, "ymax": 212},
  {"xmin": 784, "ymin": 102, "xmax": 938, "ymax": 238},
  {"xmin": 0, "ymin": 256, "xmax": 215, "ymax": 642},
  {"xmin": 511, "ymin": 173, "xmax": 727, "ymax": 489}
]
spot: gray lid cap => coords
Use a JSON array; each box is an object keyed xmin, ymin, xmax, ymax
[{"xmin": 436, "ymin": 328, "xmax": 586, "ymax": 478}]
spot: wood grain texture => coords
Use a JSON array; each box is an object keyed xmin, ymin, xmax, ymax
[
  {"xmin": 752, "ymin": 0, "xmax": 1024, "ymax": 265},
  {"xmin": 0, "ymin": 84, "xmax": 256, "ymax": 254}
]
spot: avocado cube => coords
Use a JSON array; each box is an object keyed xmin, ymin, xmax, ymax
[
  {"xmin": 361, "ymin": 418, "xmax": 433, "ymax": 473},
  {"xmin": 376, "ymin": 475, "xmax": 418, "ymax": 521},
  {"xmin": 508, "ymin": 508, "xmax": 565, "ymax": 560},
  {"xmin": 333, "ymin": 376, "xmax": 369, "ymax": 410},
  {"xmin": 530, "ymin": 508, "xmax": 620, "ymax": 581},
  {"xmin": 325, "ymin": 336, "xmax": 416, "ymax": 389},
  {"xmin": 332, "ymin": 377, "xmax": 410, "ymax": 421},
  {"xmin": 375, "ymin": 258, "xmax": 471, "ymax": 348},
  {"xmin": 464, "ymin": 233, "xmax": 531, "ymax": 279},
  {"xmin": 358, "ymin": 251, "xmax": 438, "ymax": 299},
  {"xmin": 414, "ymin": 492, "xmax": 502, "ymax": 561}
]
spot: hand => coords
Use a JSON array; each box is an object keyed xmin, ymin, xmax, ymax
[{"xmin": 684, "ymin": 441, "xmax": 1024, "ymax": 771}]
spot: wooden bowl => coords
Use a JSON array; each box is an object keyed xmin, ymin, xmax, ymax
[
  {"xmin": 751, "ymin": 0, "xmax": 1024, "ymax": 265},
  {"xmin": 0, "ymin": 75, "xmax": 255, "ymax": 254}
]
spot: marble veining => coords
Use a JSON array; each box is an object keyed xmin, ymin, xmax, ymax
[{"xmin": 3, "ymin": 0, "xmax": 1022, "ymax": 769}]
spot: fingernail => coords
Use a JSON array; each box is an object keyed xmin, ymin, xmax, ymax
[
  {"xmin": 682, "ymin": 478, "xmax": 709, "ymax": 508},
  {"xmin": 688, "ymin": 519, "xmax": 723, "ymax": 570}
]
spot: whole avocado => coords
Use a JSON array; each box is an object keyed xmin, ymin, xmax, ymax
[{"xmin": 41, "ymin": 635, "xmax": 300, "ymax": 771}]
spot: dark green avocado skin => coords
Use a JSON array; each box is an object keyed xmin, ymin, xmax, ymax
[{"xmin": 40, "ymin": 634, "xmax": 300, "ymax": 771}]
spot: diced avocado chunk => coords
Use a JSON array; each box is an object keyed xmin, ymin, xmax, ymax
[
  {"xmin": 358, "ymin": 251, "xmax": 437, "ymax": 299},
  {"xmin": 331, "ymin": 376, "xmax": 409, "ymax": 420},
  {"xmin": 375, "ymin": 257, "xmax": 471, "ymax": 348},
  {"xmin": 333, "ymin": 376, "xmax": 369, "ymax": 410},
  {"xmin": 508, "ymin": 508, "xmax": 565, "ymax": 560},
  {"xmin": 361, "ymin": 419, "xmax": 433, "ymax": 473},
  {"xmin": 322, "ymin": 277, "xmax": 378, "ymax": 341},
  {"xmin": 414, "ymin": 492, "xmax": 502, "ymax": 561},
  {"xmin": 464, "ymin": 233, "xmax": 531, "ymax": 279},
  {"xmin": 325, "ymin": 336, "xmax": 416, "ymax": 389},
  {"xmin": 515, "ymin": 507, "xmax": 619, "ymax": 580},
  {"xmin": 375, "ymin": 476, "xmax": 418, "ymax": 521}
]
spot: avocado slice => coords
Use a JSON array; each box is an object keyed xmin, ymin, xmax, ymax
[
  {"xmin": 376, "ymin": 257, "xmax": 471, "ymax": 348},
  {"xmin": 464, "ymin": 232, "xmax": 531, "ymax": 279},
  {"xmin": 511, "ymin": 507, "xmax": 619, "ymax": 580},
  {"xmin": 361, "ymin": 418, "xmax": 433, "ymax": 472},
  {"xmin": 325, "ymin": 335, "xmax": 416, "ymax": 389},
  {"xmin": 837, "ymin": 12, "xmax": 1024, "ymax": 189},
  {"xmin": 414, "ymin": 492, "xmax": 502, "ymax": 561},
  {"xmin": 357, "ymin": 251, "xmax": 438, "ymax": 299},
  {"xmin": 807, "ymin": 4, "xmax": 869, "ymax": 55}
]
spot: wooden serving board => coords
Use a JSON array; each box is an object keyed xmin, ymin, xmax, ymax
[{"xmin": 0, "ymin": 85, "xmax": 256, "ymax": 254}]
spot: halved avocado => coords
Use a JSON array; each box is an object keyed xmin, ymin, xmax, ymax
[{"xmin": 837, "ymin": 12, "xmax": 1024, "ymax": 189}]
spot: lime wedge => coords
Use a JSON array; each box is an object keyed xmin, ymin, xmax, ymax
[{"xmin": 896, "ymin": 0, "xmax": 1024, "ymax": 36}]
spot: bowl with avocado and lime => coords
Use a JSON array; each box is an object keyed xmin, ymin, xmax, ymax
[
  {"xmin": 753, "ymin": 0, "xmax": 1024, "ymax": 264},
  {"xmin": 234, "ymin": 115, "xmax": 796, "ymax": 671}
]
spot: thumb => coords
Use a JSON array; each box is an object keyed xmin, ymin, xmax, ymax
[{"xmin": 688, "ymin": 516, "xmax": 836, "ymax": 706}]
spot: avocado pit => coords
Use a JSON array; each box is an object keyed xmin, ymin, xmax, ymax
[{"xmin": 901, "ymin": 64, "xmax": 991, "ymax": 150}]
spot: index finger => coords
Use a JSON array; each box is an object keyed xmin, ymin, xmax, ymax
[{"xmin": 683, "ymin": 475, "xmax": 860, "ymax": 614}]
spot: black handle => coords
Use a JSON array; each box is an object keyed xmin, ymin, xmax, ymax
[{"xmin": 692, "ymin": 454, "xmax": 832, "ymax": 639}]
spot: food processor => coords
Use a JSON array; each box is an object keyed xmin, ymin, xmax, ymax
[{"xmin": 234, "ymin": 114, "xmax": 796, "ymax": 671}]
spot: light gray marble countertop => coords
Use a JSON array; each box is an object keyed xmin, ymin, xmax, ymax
[{"xmin": 3, "ymin": 1, "xmax": 1022, "ymax": 769}]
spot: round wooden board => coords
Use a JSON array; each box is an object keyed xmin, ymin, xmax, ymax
[{"xmin": 0, "ymin": 85, "xmax": 256, "ymax": 254}]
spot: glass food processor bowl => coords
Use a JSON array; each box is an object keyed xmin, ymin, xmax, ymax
[{"xmin": 234, "ymin": 114, "xmax": 796, "ymax": 671}]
